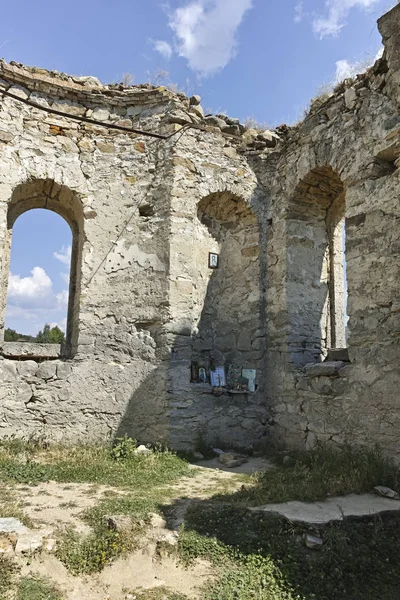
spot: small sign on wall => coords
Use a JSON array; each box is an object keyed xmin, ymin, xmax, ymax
[{"xmin": 208, "ymin": 252, "xmax": 219, "ymax": 269}]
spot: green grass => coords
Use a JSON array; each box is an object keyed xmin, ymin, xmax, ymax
[
  {"xmin": 176, "ymin": 445, "xmax": 400, "ymax": 600},
  {"xmin": 180, "ymin": 501, "xmax": 400, "ymax": 600},
  {"xmin": 15, "ymin": 575, "xmax": 63, "ymax": 600},
  {"xmin": 0, "ymin": 438, "xmax": 192, "ymax": 577},
  {"xmin": 216, "ymin": 444, "xmax": 400, "ymax": 505},
  {"xmin": 3, "ymin": 439, "xmax": 400, "ymax": 598},
  {"xmin": 203, "ymin": 554, "xmax": 299, "ymax": 600},
  {"xmin": 0, "ymin": 439, "xmax": 191, "ymax": 488},
  {"xmin": 56, "ymin": 494, "xmax": 160, "ymax": 574},
  {"xmin": 84, "ymin": 495, "xmax": 160, "ymax": 525},
  {"xmin": 0, "ymin": 487, "xmax": 33, "ymax": 527},
  {"xmin": 179, "ymin": 527, "xmax": 299, "ymax": 600},
  {"xmin": 56, "ymin": 526, "xmax": 130, "ymax": 575}
]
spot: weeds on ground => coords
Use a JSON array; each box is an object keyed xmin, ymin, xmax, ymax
[
  {"xmin": 0, "ymin": 437, "xmax": 191, "ymax": 576},
  {"xmin": 84, "ymin": 495, "xmax": 159, "ymax": 526},
  {"xmin": 131, "ymin": 588, "xmax": 190, "ymax": 600},
  {"xmin": 0, "ymin": 555, "xmax": 17, "ymax": 599},
  {"xmin": 181, "ymin": 502, "xmax": 400, "ymax": 600},
  {"xmin": 179, "ymin": 526, "xmax": 299, "ymax": 600},
  {"xmin": 203, "ymin": 554, "xmax": 299, "ymax": 600},
  {"xmin": 0, "ymin": 437, "xmax": 191, "ymax": 488},
  {"xmin": 56, "ymin": 526, "xmax": 129, "ymax": 575},
  {"xmin": 15, "ymin": 575, "xmax": 63, "ymax": 600},
  {"xmin": 216, "ymin": 444, "xmax": 400, "ymax": 505},
  {"xmin": 0, "ymin": 487, "xmax": 32, "ymax": 527},
  {"xmin": 57, "ymin": 494, "xmax": 161, "ymax": 574}
]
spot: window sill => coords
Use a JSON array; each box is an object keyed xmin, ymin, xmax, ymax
[
  {"xmin": 0, "ymin": 342, "xmax": 62, "ymax": 359},
  {"xmin": 304, "ymin": 361, "xmax": 347, "ymax": 377},
  {"xmin": 325, "ymin": 348, "xmax": 349, "ymax": 362}
]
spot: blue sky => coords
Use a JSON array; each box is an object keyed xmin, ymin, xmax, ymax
[{"xmin": 1, "ymin": 0, "xmax": 394, "ymax": 335}]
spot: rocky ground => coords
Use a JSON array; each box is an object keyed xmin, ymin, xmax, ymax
[
  {"xmin": 0, "ymin": 456, "xmax": 271, "ymax": 600},
  {"xmin": 2, "ymin": 445, "xmax": 400, "ymax": 600}
]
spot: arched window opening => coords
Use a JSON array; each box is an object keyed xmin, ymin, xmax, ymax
[
  {"xmin": 327, "ymin": 193, "xmax": 347, "ymax": 349},
  {"xmin": 0, "ymin": 179, "xmax": 84, "ymax": 357},
  {"xmin": 4, "ymin": 209, "xmax": 71, "ymax": 346},
  {"xmin": 287, "ymin": 167, "xmax": 348, "ymax": 363},
  {"xmin": 191, "ymin": 191, "xmax": 261, "ymax": 392}
]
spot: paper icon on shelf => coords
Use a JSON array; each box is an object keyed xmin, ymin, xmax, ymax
[
  {"xmin": 210, "ymin": 366, "xmax": 226, "ymax": 387},
  {"xmin": 242, "ymin": 368, "xmax": 256, "ymax": 392}
]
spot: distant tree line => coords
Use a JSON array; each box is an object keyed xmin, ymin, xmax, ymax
[{"xmin": 4, "ymin": 324, "xmax": 65, "ymax": 344}]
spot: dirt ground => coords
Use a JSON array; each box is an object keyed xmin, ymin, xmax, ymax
[{"xmin": 6, "ymin": 458, "xmax": 272, "ymax": 600}]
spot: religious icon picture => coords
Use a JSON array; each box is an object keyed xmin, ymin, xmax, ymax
[
  {"xmin": 208, "ymin": 252, "xmax": 219, "ymax": 269},
  {"xmin": 199, "ymin": 367, "xmax": 207, "ymax": 383}
]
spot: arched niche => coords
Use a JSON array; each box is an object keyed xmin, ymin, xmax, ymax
[
  {"xmin": 286, "ymin": 166, "xmax": 347, "ymax": 362},
  {"xmin": 192, "ymin": 191, "xmax": 261, "ymax": 389}
]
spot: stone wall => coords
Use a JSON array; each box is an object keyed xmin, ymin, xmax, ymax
[
  {"xmin": 0, "ymin": 56, "xmax": 264, "ymax": 447},
  {"xmin": 252, "ymin": 4, "xmax": 400, "ymax": 454},
  {"xmin": 0, "ymin": 4, "xmax": 399, "ymax": 454}
]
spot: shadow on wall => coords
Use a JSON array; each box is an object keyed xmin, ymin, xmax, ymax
[
  {"xmin": 115, "ymin": 190, "xmax": 270, "ymax": 450},
  {"xmin": 114, "ymin": 168, "xmax": 348, "ymax": 448},
  {"xmin": 192, "ymin": 192, "xmax": 263, "ymax": 390},
  {"xmin": 114, "ymin": 362, "xmax": 171, "ymax": 446}
]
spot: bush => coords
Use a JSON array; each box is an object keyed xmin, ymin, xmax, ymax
[{"xmin": 110, "ymin": 435, "xmax": 138, "ymax": 461}]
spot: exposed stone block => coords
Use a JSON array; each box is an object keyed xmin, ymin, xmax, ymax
[{"xmin": 305, "ymin": 362, "xmax": 344, "ymax": 377}]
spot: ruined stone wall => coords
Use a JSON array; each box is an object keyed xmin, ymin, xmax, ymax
[
  {"xmin": 253, "ymin": 4, "xmax": 400, "ymax": 454},
  {"xmin": 0, "ymin": 4, "xmax": 399, "ymax": 454},
  {"xmin": 0, "ymin": 59, "xmax": 264, "ymax": 448}
]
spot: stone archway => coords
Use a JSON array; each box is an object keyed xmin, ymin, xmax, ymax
[{"xmin": 1, "ymin": 179, "xmax": 84, "ymax": 356}]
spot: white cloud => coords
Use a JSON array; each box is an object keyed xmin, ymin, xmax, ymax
[
  {"xmin": 53, "ymin": 245, "xmax": 71, "ymax": 266},
  {"xmin": 49, "ymin": 317, "xmax": 67, "ymax": 332},
  {"xmin": 153, "ymin": 40, "xmax": 173, "ymax": 60},
  {"xmin": 335, "ymin": 46, "xmax": 383, "ymax": 82},
  {"xmin": 335, "ymin": 58, "xmax": 359, "ymax": 81},
  {"xmin": 6, "ymin": 305, "xmax": 68, "ymax": 337},
  {"xmin": 169, "ymin": 0, "xmax": 253, "ymax": 76},
  {"xmin": 56, "ymin": 289, "xmax": 69, "ymax": 308},
  {"xmin": 294, "ymin": 1, "xmax": 304, "ymax": 23},
  {"xmin": 313, "ymin": 0, "xmax": 380, "ymax": 38},
  {"xmin": 8, "ymin": 267, "xmax": 52, "ymax": 307},
  {"xmin": 6, "ymin": 266, "xmax": 69, "ymax": 336},
  {"xmin": 60, "ymin": 272, "xmax": 70, "ymax": 284}
]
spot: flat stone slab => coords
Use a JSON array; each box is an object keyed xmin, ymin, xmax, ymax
[
  {"xmin": 0, "ymin": 517, "xmax": 29, "ymax": 534},
  {"xmin": 305, "ymin": 361, "xmax": 344, "ymax": 377},
  {"xmin": 250, "ymin": 493, "xmax": 400, "ymax": 524},
  {"xmin": 0, "ymin": 341, "xmax": 61, "ymax": 358},
  {"xmin": 15, "ymin": 531, "xmax": 45, "ymax": 554}
]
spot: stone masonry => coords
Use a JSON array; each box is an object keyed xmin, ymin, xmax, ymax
[{"xmin": 0, "ymin": 6, "xmax": 399, "ymax": 453}]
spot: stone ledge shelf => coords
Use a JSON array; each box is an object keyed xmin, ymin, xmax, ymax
[
  {"xmin": 0, "ymin": 342, "xmax": 62, "ymax": 359},
  {"xmin": 304, "ymin": 361, "xmax": 345, "ymax": 377}
]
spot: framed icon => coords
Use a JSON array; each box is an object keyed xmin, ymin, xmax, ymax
[{"xmin": 208, "ymin": 252, "xmax": 219, "ymax": 269}]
